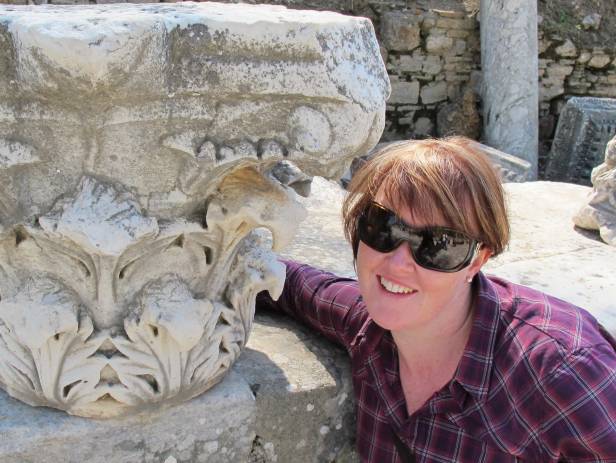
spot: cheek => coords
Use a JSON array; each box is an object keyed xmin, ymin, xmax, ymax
[
  {"xmin": 356, "ymin": 243, "xmax": 380, "ymax": 291},
  {"xmin": 421, "ymin": 273, "xmax": 467, "ymax": 300},
  {"xmin": 355, "ymin": 244, "xmax": 369, "ymax": 286}
]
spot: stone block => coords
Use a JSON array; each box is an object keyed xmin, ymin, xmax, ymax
[
  {"xmin": 448, "ymin": 29, "xmax": 472, "ymax": 40},
  {"xmin": 588, "ymin": 54, "xmax": 612, "ymax": 69},
  {"xmin": 0, "ymin": 371, "xmax": 256, "ymax": 463},
  {"xmin": 555, "ymin": 39, "xmax": 577, "ymax": 58},
  {"xmin": 420, "ymin": 80, "xmax": 448, "ymax": 104},
  {"xmin": 398, "ymin": 105, "xmax": 421, "ymax": 112},
  {"xmin": 435, "ymin": 17, "xmax": 475, "ymax": 30},
  {"xmin": 578, "ymin": 51, "xmax": 592, "ymax": 64},
  {"xmin": 422, "ymin": 55, "xmax": 443, "ymax": 75},
  {"xmin": 445, "ymin": 56, "xmax": 473, "ymax": 64},
  {"xmin": 568, "ymin": 82, "xmax": 593, "ymax": 92},
  {"xmin": 421, "ymin": 13, "xmax": 438, "ymax": 32},
  {"xmin": 398, "ymin": 54, "xmax": 423, "ymax": 73},
  {"xmin": 388, "ymin": 80, "xmax": 420, "ymax": 104},
  {"xmin": 445, "ymin": 73, "xmax": 470, "ymax": 82},
  {"xmin": 546, "ymin": 97, "xmax": 616, "ymax": 185},
  {"xmin": 380, "ymin": 11, "xmax": 421, "ymax": 52},
  {"xmin": 547, "ymin": 64, "xmax": 574, "ymax": 77},
  {"xmin": 426, "ymin": 34, "xmax": 454, "ymax": 53},
  {"xmin": 236, "ymin": 313, "xmax": 356, "ymax": 463},
  {"xmin": 451, "ymin": 39, "xmax": 467, "ymax": 56},
  {"xmin": 413, "ymin": 117, "xmax": 434, "ymax": 136}
]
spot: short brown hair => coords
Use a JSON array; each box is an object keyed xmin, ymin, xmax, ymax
[{"xmin": 342, "ymin": 137, "xmax": 510, "ymax": 259}]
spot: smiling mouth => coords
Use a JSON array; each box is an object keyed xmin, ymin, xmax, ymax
[{"xmin": 379, "ymin": 276, "xmax": 417, "ymax": 295}]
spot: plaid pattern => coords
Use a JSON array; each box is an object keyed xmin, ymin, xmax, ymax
[{"xmin": 257, "ymin": 261, "xmax": 616, "ymax": 462}]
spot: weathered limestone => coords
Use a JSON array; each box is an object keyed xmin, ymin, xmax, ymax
[
  {"xmin": 480, "ymin": 0, "xmax": 539, "ymax": 177},
  {"xmin": 574, "ymin": 135, "xmax": 616, "ymax": 245},
  {"xmin": 0, "ymin": 370, "xmax": 257, "ymax": 463},
  {"xmin": 235, "ymin": 312, "xmax": 356, "ymax": 463},
  {"xmin": 0, "ymin": 3, "xmax": 389, "ymax": 418},
  {"xmin": 545, "ymin": 97, "xmax": 616, "ymax": 185},
  {"xmin": 380, "ymin": 11, "xmax": 421, "ymax": 52},
  {"xmin": 0, "ymin": 314, "xmax": 357, "ymax": 463}
]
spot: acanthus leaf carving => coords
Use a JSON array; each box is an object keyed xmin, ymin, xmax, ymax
[
  {"xmin": 39, "ymin": 176, "xmax": 159, "ymax": 257},
  {"xmin": 0, "ymin": 168, "xmax": 303, "ymax": 417},
  {"xmin": 0, "ymin": 277, "xmax": 107, "ymax": 411}
]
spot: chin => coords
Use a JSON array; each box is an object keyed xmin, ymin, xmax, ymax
[{"xmin": 366, "ymin": 307, "xmax": 416, "ymax": 332}]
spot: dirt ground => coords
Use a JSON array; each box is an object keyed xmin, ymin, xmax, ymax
[{"xmin": 539, "ymin": 0, "xmax": 616, "ymax": 50}]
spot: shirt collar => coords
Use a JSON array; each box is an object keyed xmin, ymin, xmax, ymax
[{"xmin": 452, "ymin": 271, "xmax": 501, "ymax": 403}]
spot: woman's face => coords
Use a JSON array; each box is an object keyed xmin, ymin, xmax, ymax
[{"xmin": 356, "ymin": 197, "xmax": 487, "ymax": 334}]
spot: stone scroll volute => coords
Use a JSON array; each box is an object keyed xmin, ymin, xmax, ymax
[{"xmin": 0, "ymin": 3, "xmax": 389, "ymax": 418}]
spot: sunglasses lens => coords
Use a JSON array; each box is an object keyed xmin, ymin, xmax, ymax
[
  {"xmin": 359, "ymin": 203, "xmax": 476, "ymax": 272},
  {"xmin": 358, "ymin": 204, "xmax": 398, "ymax": 253},
  {"xmin": 410, "ymin": 230, "xmax": 473, "ymax": 271}
]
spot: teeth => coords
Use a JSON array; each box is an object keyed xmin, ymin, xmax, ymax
[{"xmin": 380, "ymin": 276, "xmax": 415, "ymax": 294}]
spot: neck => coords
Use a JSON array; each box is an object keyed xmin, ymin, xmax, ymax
[{"xmin": 392, "ymin": 285, "xmax": 475, "ymax": 371}]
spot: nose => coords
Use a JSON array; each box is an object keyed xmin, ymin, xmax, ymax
[{"xmin": 386, "ymin": 242, "xmax": 416, "ymax": 270}]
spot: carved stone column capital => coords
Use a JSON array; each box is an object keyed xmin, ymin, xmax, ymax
[{"xmin": 0, "ymin": 3, "xmax": 389, "ymax": 417}]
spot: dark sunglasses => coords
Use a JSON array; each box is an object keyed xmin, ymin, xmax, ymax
[{"xmin": 357, "ymin": 201, "xmax": 481, "ymax": 273}]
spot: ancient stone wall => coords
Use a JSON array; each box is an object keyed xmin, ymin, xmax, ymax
[{"xmin": 3, "ymin": 0, "xmax": 616, "ymax": 178}]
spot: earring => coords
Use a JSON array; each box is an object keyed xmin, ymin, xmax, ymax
[{"xmin": 467, "ymin": 276, "xmax": 473, "ymax": 283}]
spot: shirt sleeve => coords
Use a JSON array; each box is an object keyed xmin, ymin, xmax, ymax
[
  {"xmin": 538, "ymin": 342, "xmax": 616, "ymax": 462},
  {"xmin": 256, "ymin": 259, "xmax": 368, "ymax": 353}
]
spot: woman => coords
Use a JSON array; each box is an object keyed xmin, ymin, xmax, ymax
[{"xmin": 257, "ymin": 137, "xmax": 616, "ymax": 462}]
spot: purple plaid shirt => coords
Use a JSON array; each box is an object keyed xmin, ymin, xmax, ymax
[{"xmin": 257, "ymin": 261, "xmax": 616, "ymax": 462}]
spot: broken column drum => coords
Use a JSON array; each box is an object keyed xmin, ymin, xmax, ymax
[{"xmin": 0, "ymin": 3, "xmax": 389, "ymax": 418}]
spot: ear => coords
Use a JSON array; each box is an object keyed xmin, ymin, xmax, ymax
[{"xmin": 466, "ymin": 246, "xmax": 491, "ymax": 280}]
